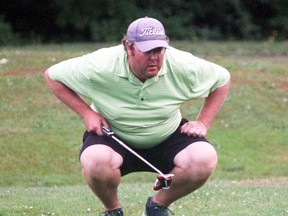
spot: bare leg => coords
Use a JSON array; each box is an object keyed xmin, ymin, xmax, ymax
[
  {"xmin": 80, "ymin": 145, "xmax": 123, "ymax": 211},
  {"xmin": 153, "ymin": 141, "xmax": 218, "ymax": 206}
]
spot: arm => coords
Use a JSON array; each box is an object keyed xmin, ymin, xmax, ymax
[
  {"xmin": 44, "ymin": 69, "xmax": 108, "ymax": 135},
  {"xmin": 181, "ymin": 78, "xmax": 231, "ymax": 137}
]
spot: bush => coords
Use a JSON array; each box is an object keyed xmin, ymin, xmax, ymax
[
  {"xmin": 1, "ymin": 0, "xmax": 288, "ymax": 42},
  {"xmin": 0, "ymin": 17, "xmax": 21, "ymax": 45}
]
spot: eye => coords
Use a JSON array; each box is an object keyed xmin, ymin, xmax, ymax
[
  {"xmin": 145, "ymin": 47, "xmax": 164, "ymax": 55},
  {"xmin": 154, "ymin": 48, "xmax": 164, "ymax": 54}
]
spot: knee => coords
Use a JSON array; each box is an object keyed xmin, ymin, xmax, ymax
[
  {"xmin": 204, "ymin": 152, "xmax": 217, "ymax": 179},
  {"xmin": 194, "ymin": 142, "xmax": 218, "ymax": 176},
  {"xmin": 80, "ymin": 145, "xmax": 123, "ymax": 176},
  {"xmin": 80, "ymin": 151, "xmax": 106, "ymax": 176},
  {"xmin": 175, "ymin": 142, "xmax": 218, "ymax": 180},
  {"xmin": 201, "ymin": 143, "xmax": 218, "ymax": 171}
]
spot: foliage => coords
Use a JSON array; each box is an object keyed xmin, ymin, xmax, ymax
[
  {"xmin": 0, "ymin": 0, "xmax": 288, "ymax": 43},
  {"xmin": 0, "ymin": 17, "xmax": 20, "ymax": 45}
]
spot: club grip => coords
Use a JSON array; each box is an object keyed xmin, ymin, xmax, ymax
[{"xmin": 101, "ymin": 125, "xmax": 114, "ymax": 137}]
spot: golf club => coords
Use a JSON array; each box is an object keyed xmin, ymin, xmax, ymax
[{"xmin": 101, "ymin": 125, "xmax": 174, "ymax": 190}]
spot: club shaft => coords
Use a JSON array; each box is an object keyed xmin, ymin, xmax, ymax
[{"xmin": 111, "ymin": 135, "xmax": 164, "ymax": 175}]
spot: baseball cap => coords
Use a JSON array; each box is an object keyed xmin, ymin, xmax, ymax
[{"xmin": 127, "ymin": 17, "xmax": 168, "ymax": 52}]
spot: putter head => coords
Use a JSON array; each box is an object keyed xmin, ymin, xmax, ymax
[{"xmin": 153, "ymin": 174, "xmax": 174, "ymax": 191}]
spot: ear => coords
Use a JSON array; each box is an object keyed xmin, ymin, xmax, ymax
[
  {"xmin": 126, "ymin": 43, "xmax": 135, "ymax": 56},
  {"xmin": 123, "ymin": 40, "xmax": 131, "ymax": 54}
]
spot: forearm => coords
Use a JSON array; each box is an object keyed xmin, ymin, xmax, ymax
[
  {"xmin": 197, "ymin": 79, "xmax": 231, "ymax": 128},
  {"xmin": 44, "ymin": 70, "xmax": 93, "ymax": 118}
]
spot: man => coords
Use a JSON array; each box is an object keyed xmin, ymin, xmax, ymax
[{"xmin": 44, "ymin": 17, "xmax": 230, "ymax": 216}]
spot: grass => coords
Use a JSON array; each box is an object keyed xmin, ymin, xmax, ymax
[
  {"xmin": 1, "ymin": 178, "xmax": 288, "ymax": 215},
  {"xmin": 0, "ymin": 41, "xmax": 288, "ymax": 214}
]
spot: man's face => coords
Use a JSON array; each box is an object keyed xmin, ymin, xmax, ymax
[{"xmin": 128, "ymin": 45, "xmax": 166, "ymax": 82}]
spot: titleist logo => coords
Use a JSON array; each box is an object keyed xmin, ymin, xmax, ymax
[{"xmin": 139, "ymin": 27, "xmax": 164, "ymax": 36}]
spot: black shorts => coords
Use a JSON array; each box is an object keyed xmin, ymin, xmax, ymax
[{"xmin": 80, "ymin": 118, "xmax": 209, "ymax": 176}]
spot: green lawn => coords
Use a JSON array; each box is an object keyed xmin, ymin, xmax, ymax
[
  {"xmin": 1, "ymin": 178, "xmax": 287, "ymax": 215},
  {"xmin": 0, "ymin": 41, "xmax": 287, "ymax": 215}
]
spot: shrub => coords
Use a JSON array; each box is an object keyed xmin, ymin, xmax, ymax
[{"xmin": 0, "ymin": 17, "xmax": 21, "ymax": 45}]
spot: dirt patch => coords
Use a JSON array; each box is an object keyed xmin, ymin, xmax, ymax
[
  {"xmin": 1, "ymin": 68, "xmax": 45, "ymax": 77},
  {"xmin": 232, "ymin": 76, "xmax": 261, "ymax": 87},
  {"xmin": 275, "ymin": 81, "xmax": 288, "ymax": 92},
  {"xmin": 232, "ymin": 76, "xmax": 288, "ymax": 92},
  {"xmin": 231, "ymin": 177, "xmax": 288, "ymax": 186}
]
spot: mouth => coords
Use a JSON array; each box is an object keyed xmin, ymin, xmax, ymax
[
  {"xmin": 146, "ymin": 63, "xmax": 160, "ymax": 77},
  {"xmin": 148, "ymin": 65, "xmax": 158, "ymax": 70}
]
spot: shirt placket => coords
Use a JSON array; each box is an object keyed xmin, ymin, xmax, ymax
[
  {"xmin": 136, "ymin": 80, "xmax": 154, "ymax": 106},
  {"xmin": 136, "ymin": 84, "xmax": 145, "ymax": 106}
]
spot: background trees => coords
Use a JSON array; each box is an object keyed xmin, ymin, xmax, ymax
[{"xmin": 0, "ymin": 0, "xmax": 287, "ymax": 44}]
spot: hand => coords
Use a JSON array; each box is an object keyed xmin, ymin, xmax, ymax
[
  {"xmin": 82, "ymin": 110, "xmax": 108, "ymax": 136},
  {"xmin": 180, "ymin": 121, "xmax": 208, "ymax": 137}
]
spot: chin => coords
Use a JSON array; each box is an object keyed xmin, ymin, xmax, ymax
[{"xmin": 147, "ymin": 71, "xmax": 159, "ymax": 78}]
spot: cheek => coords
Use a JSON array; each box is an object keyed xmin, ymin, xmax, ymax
[
  {"xmin": 159, "ymin": 55, "xmax": 165, "ymax": 62},
  {"xmin": 135, "ymin": 55, "xmax": 148, "ymax": 66}
]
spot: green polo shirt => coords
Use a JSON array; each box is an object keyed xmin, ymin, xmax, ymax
[{"xmin": 48, "ymin": 45, "xmax": 230, "ymax": 148}]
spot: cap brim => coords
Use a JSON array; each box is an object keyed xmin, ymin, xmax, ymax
[{"xmin": 135, "ymin": 40, "xmax": 169, "ymax": 52}]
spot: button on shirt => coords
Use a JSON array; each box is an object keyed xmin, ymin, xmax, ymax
[{"xmin": 48, "ymin": 45, "xmax": 230, "ymax": 148}]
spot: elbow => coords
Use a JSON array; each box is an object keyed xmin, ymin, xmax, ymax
[
  {"xmin": 211, "ymin": 78, "xmax": 231, "ymax": 96},
  {"xmin": 44, "ymin": 69, "xmax": 50, "ymax": 83},
  {"xmin": 225, "ymin": 76, "xmax": 231, "ymax": 89},
  {"xmin": 220, "ymin": 74, "xmax": 231, "ymax": 92},
  {"xmin": 44, "ymin": 69, "xmax": 57, "ymax": 91},
  {"xmin": 44, "ymin": 69, "xmax": 54, "ymax": 87}
]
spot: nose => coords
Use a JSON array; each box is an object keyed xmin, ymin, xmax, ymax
[{"xmin": 149, "ymin": 52, "xmax": 159, "ymax": 60}]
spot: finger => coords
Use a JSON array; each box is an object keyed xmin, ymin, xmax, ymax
[
  {"xmin": 101, "ymin": 120, "xmax": 109, "ymax": 129},
  {"xmin": 97, "ymin": 120, "xmax": 109, "ymax": 136},
  {"xmin": 180, "ymin": 122, "xmax": 191, "ymax": 133},
  {"xmin": 186, "ymin": 129, "xmax": 196, "ymax": 137},
  {"xmin": 193, "ymin": 130, "xmax": 206, "ymax": 137},
  {"xmin": 191, "ymin": 132, "xmax": 200, "ymax": 137},
  {"xmin": 188, "ymin": 129, "xmax": 204, "ymax": 137},
  {"xmin": 198, "ymin": 132, "xmax": 205, "ymax": 137}
]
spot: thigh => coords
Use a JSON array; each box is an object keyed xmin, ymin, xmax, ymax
[
  {"xmin": 123, "ymin": 119, "xmax": 210, "ymax": 175},
  {"xmin": 145, "ymin": 128, "xmax": 210, "ymax": 174},
  {"xmin": 80, "ymin": 131, "xmax": 127, "ymax": 158},
  {"xmin": 80, "ymin": 131, "xmax": 127, "ymax": 171}
]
